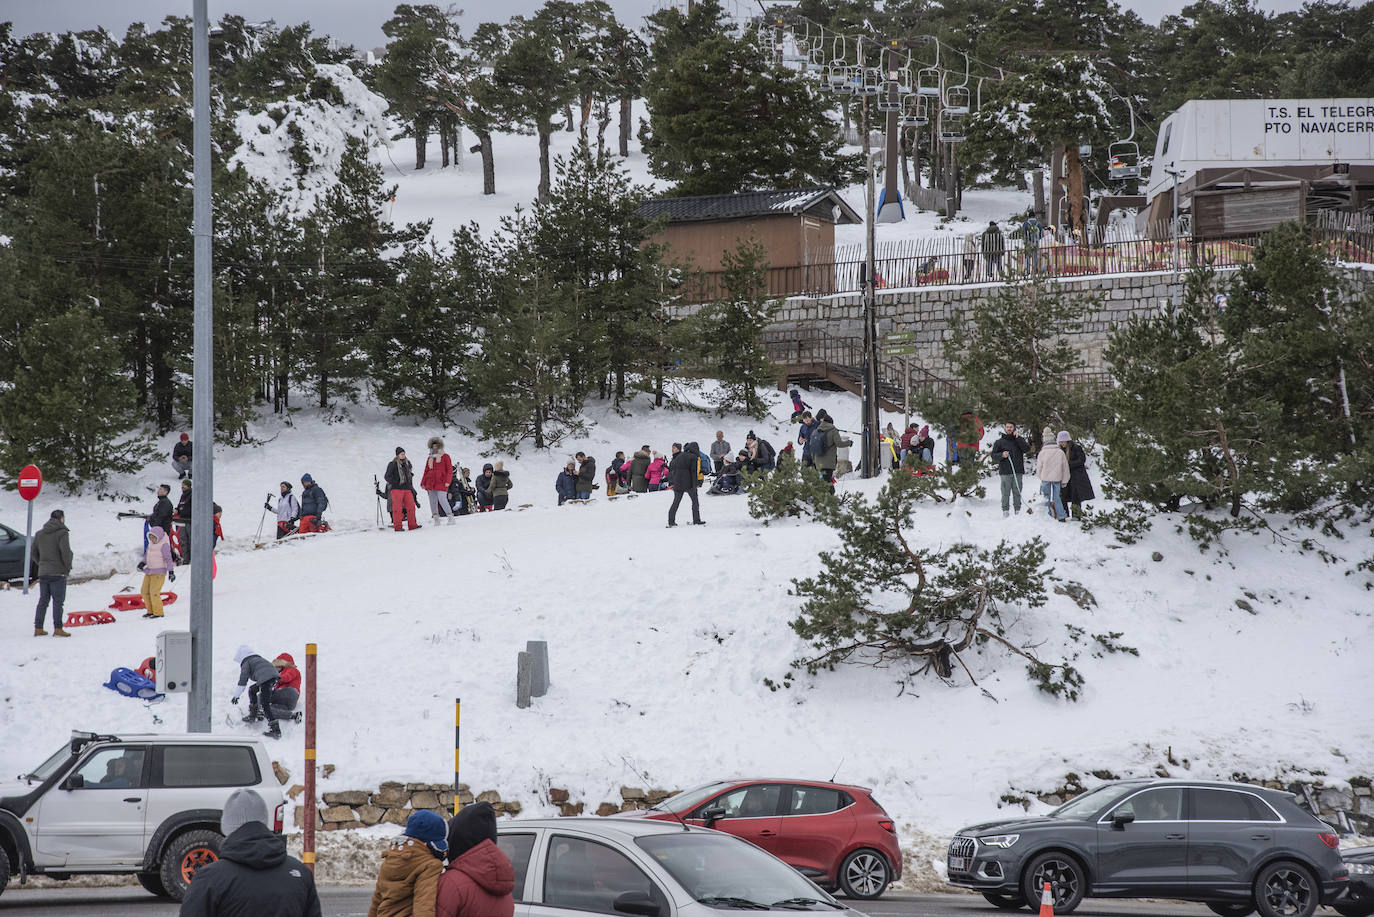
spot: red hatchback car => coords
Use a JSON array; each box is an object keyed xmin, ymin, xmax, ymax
[{"xmin": 630, "ymin": 779, "xmax": 902, "ymax": 900}]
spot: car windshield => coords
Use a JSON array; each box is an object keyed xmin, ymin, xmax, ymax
[
  {"xmin": 26, "ymin": 744, "xmax": 73, "ymax": 784},
  {"xmin": 1050, "ymin": 784, "xmax": 1136, "ymax": 819},
  {"xmin": 653, "ymin": 782, "xmax": 729, "ymax": 814},
  {"xmin": 638, "ymin": 832, "xmax": 841, "ymax": 909}
]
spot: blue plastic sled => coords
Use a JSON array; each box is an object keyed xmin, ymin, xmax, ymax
[{"xmin": 104, "ymin": 667, "xmax": 164, "ymax": 701}]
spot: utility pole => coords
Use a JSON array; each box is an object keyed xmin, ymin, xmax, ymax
[
  {"xmin": 188, "ymin": 0, "xmax": 215, "ymax": 733},
  {"xmin": 877, "ymin": 42, "xmax": 904, "ymax": 223},
  {"xmin": 862, "ymin": 85, "xmax": 879, "ymax": 479}
]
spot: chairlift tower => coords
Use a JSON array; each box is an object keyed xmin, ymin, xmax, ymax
[{"xmin": 877, "ymin": 40, "xmax": 905, "ymax": 224}]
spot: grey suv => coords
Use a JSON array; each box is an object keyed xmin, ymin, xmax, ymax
[{"xmin": 945, "ymin": 779, "xmax": 1348, "ymax": 917}]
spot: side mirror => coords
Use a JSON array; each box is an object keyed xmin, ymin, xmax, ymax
[
  {"xmin": 62, "ymin": 774, "xmax": 84, "ymax": 791},
  {"xmin": 614, "ymin": 891, "xmax": 663, "ymax": 917},
  {"xmin": 1112, "ymin": 811, "xmax": 1135, "ymax": 829},
  {"xmin": 702, "ymin": 806, "xmax": 727, "ymax": 828}
]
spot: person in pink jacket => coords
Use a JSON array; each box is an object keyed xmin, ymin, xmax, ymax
[
  {"xmin": 421, "ymin": 436, "xmax": 456, "ymax": 525},
  {"xmin": 645, "ymin": 452, "xmax": 668, "ymax": 491},
  {"xmin": 137, "ymin": 526, "xmax": 176, "ymax": 618}
]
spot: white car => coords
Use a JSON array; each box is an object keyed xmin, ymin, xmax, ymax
[
  {"xmin": 0, "ymin": 730, "xmax": 286, "ymax": 902},
  {"xmin": 496, "ymin": 817, "xmax": 863, "ymax": 917}
]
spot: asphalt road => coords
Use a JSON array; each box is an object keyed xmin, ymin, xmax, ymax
[{"xmin": 0, "ymin": 889, "xmax": 1225, "ymax": 917}]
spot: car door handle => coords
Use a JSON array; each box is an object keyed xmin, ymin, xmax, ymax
[
  {"xmin": 123, "ymin": 797, "xmax": 143, "ymax": 803},
  {"xmin": 758, "ymin": 830, "xmax": 777, "ymax": 837},
  {"xmin": 1165, "ymin": 833, "xmax": 1186, "ymax": 840},
  {"xmin": 1250, "ymin": 834, "xmax": 1271, "ymax": 840}
]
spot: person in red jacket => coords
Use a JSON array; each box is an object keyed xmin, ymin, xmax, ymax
[
  {"xmin": 437, "ymin": 802, "xmax": 514, "ymax": 917},
  {"xmin": 267, "ymin": 653, "xmax": 301, "ymax": 721},
  {"xmin": 422, "ymin": 436, "xmax": 456, "ymax": 525}
]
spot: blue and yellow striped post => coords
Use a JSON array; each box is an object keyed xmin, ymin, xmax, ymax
[{"xmin": 461, "ymin": 698, "xmax": 467, "ymax": 813}]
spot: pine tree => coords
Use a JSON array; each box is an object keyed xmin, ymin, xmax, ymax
[
  {"xmin": 690, "ymin": 239, "xmax": 780, "ymax": 418},
  {"xmin": 777, "ymin": 471, "xmax": 1085, "ymax": 698},
  {"xmin": 469, "ymin": 211, "xmax": 587, "ymax": 452},
  {"xmin": 493, "ymin": 16, "xmax": 576, "ymax": 203},
  {"xmin": 937, "ymin": 275, "xmax": 1099, "ymax": 451},
  {"xmin": 367, "ymin": 230, "xmax": 486, "ymax": 424},
  {"xmin": 746, "ymin": 458, "xmax": 838, "ymax": 524},
  {"xmin": 0, "ymin": 310, "xmax": 156, "ymax": 491},
  {"xmin": 375, "ymin": 4, "xmax": 460, "ymax": 169},
  {"xmin": 641, "ymin": 33, "xmax": 861, "ymax": 195}
]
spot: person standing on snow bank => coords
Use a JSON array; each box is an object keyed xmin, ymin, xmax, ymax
[
  {"xmin": 137, "ymin": 526, "xmax": 176, "ymax": 619},
  {"xmin": 629, "ymin": 446, "xmax": 651, "ymax": 493},
  {"xmin": 1035, "ymin": 432, "xmax": 1071, "ymax": 522},
  {"xmin": 32, "ymin": 509, "xmax": 73, "ymax": 638},
  {"xmin": 230, "ymin": 646, "xmax": 284, "ymax": 739},
  {"xmin": 422, "ymin": 437, "xmax": 456, "ymax": 525},
  {"xmin": 436, "ymin": 802, "xmax": 515, "ymax": 917},
  {"xmin": 812, "ymin": 410, "xmax": 850, "ymax": 492},
  {"xmin": 667, "ymin": 443, "xmax": 703, "ymax": 527},
  {"xmin": 173, "ymin": 479, "xmax": 193, "ymax": 564},
  {"xmin": 298, "ymin": 474, "xmax": 329, "ymax": 533},
  {"xmin": 386, "ymin": 447, "xmax": 423, "ymax": 532},
  {"xmin": 178, "ymin": 788, "xmax": 321, "ymax": 917},
  {"xmin": 709, "ymin": 431, "xmax": 732, "ymax": 474},
  {"xmin": 171, "ymin": 432, "xmax": 193, "ymax": 479},
  {"xmin": 369, "ymin": 810, "xmax": 447, "ymax": 917},
  {"xmin": 575, "ymin": 452, "xmax": 596, "ymax": 501},
  {"xmin": 267, "ymin": 482, "xmax": 300, "ymax": 540},
  {"xmin": 1062, "ymin": 433, "xmax": 1095, "ymax": 520},
  {"xmin": 490, "ymin": 462, "xmax": 513, "ymax": 511},
  {"xmin": 555, "ymin": 461, "xmax": 578, "ymax": 505},
  {"xmin": 990, "ymin": 422, "xmax": 1031, "ymax": 517}
]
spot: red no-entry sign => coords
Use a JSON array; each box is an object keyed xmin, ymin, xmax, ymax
[{"xmin": 17, "ymin": 464, "xmax": 42, "ymax": 501}]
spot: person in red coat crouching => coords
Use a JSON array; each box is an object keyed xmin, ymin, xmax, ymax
[{"xmin": 438, "ymin": 802, "xmax": 514, "ymax": 917}]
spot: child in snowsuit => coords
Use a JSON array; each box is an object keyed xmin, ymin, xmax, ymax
[
  {"xmin": 788, "ymin": 388, "xmax": 810, "ymax": 422},
  {"xmin": 137, "ymin": 526, "xmax": 176, "ymax": 618},
  {"xmin": 231, "ymin": 646, "xmax": 285, "ymax": 739},
  {"xmin": 268, "ymin": 653, "xmax": 302, "ymax": 721},
  {"xmin": 369, "ymin": 810, "xmax": 448, "ymax": 917}
]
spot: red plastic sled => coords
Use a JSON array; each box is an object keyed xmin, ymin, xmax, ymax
[
  {"xmin": 66, "ymin": 611, "xmax": 116, "ymax": 627},
  {"xmin": 109, "ymin": 591, "xmax": 178, "ymax": 611}
]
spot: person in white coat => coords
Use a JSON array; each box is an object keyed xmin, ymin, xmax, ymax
[
  {"xmin": 1035, "ymin": 432, "xmax": 1072, "ymax": 521},
  {"xmin": 266, "ymin": 481, "xmax": 300, "ymax": 539}
]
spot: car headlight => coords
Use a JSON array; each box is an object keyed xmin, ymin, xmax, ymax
[
  {"xmin": 1345, "ymin": 862, "xmax": 1374, "ymax": 875},
  {"xmin": 979, "ymin": 834, "xmax": 1020, "ymax": 848}
]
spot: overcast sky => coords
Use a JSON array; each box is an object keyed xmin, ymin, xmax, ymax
[{"xmin": 2, "ymin": 0, "xmax": 1310, "ymax": 54}]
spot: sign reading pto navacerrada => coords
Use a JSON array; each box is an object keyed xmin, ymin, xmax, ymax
[{"xmin": 1265, "ymin": 103, "xmax": 1374, "ymax": 135}]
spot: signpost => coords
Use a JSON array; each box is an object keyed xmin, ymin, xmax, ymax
[
  {"xmin": 883, "ymin": 335, "xmax": 916, "ymax": 430},
  {"xmin": 17, "ymin": 464, "xmax": 42, "ymax": 595}
]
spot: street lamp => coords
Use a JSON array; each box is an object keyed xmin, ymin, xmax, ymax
[{"xmin": 1163, "ymin": 166, "xmax": 1181, "ymax": 277}]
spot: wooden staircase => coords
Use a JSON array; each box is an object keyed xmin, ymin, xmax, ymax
[{"xmin": 762, "ymin": 328, "xmax": 961, "ymax": 413}]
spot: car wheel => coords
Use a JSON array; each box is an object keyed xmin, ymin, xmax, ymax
[
  {"xmin": 1021, "ymin": 852, "xmax": 1086, "ymax": 915},
  {"xmin": 159, "ymin": 829, "xmax": 222, "ymax": 902},
  {"xmin": 983, "ymin": 892, "xmax": 1028, "ymax": 910},
  {"xmin": 1254, "ymin": 861, "xmax": 1318, "ymax": 917},
  {"xmin": 838, "ymin": 849, "xmax": 892, "ymax": 900},
  {"xmin": 1333, "ymin": 905, "xmax": 1374, "ymax": 917},
  {"xmin": 137, "ymin": 871, "xmax": 171, "ymax": 898},
  {"xmin": 1207, "ymin": 903, "xmax": 1255, "ymax": 917}
]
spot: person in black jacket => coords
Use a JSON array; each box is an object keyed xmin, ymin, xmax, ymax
[
  {"xmin": 173, "ymin": 479, "xmax": 192, "ymax": 565},
  {"xmin": 575, "ymin": 452, "xmax": 596, "ymax": 501},
  {"xmin": 179, "ymin": 788, "xmax": 321, "ymax": 917},
  {"xmin": 744, "ymin": 432, "xmax": 776, "ymax": 472},
  {"xmin": 171, "ymin": 433, "xmax": 193, "ymax": 479},
  {"xmin": 298, "ymin": 474, "xmax": 329, "ymax": 534},
  {"xmin": 385, "ymin": 447, "xmax": 422, "ymax": 532},
  {"xmin": 474, "ymin": 464, "xmax": 495, "ymax": 511},
  {"xmin": 150, "ymin": 484, "xmax": 175, "ymax": 533},
  {"xmin": 990, "ymin": 422, "xmax": 1031, "ymax": 516},
  {"xmin": 666, "ymin": 443, "xmax": 704, "ymax": 527},
  {"xmin": 1063, "ymin": 435, "xmax": 1096, "ymax": 519}
]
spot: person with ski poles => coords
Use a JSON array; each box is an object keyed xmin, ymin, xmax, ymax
[
  {"xmin": 990, "ymin": 422, "xmax": 1031, "ymax": 517},
  {"xmin": 267, "ymin": 482, "xmax": 300, "ymax": 540}
]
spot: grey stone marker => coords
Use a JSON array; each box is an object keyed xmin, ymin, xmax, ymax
[
  {"xmin": 527, "ymin": 640, "xmax": 550, "ymax": 697},
  {"xmin": 516, "ymin": 651, "xmax": 532, "ymax": 709}
]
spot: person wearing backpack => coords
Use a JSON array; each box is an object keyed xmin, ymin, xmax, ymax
[
  {"xmin": 267, "ymin": 481, "xmax": 301, "ymax": 539},
  {"xmin": 813, "ymin": 410, "xmax": 851, "ymax": 492},
  {"xmin": 298, "ymin": 474, "xmax": 329, "ymax": 534}
]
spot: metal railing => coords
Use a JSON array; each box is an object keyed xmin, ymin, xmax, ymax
[{"xmin": 678, "ymin": 224, "xmax": 1374, "ymax": 304}]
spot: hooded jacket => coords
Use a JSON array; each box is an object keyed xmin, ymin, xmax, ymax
[
  {"xmin": 273, "ymin": 653, "xmax": 301, "ymax": 692},
  {"xmin": 178, "ymin": 822, "xmax": 321, "ymax": 917},
  {"xmin": 437, "ymin": 802, "xmax": 514, "ymax": 917},
  {"xmin": 33, "ymin": 517, "xmax": 73, "ymax": 577},
  {"xmin": 369, "ymin": 837, "xmax": 443, "ymax": 917},
  {"xmin": 668, "ymin": 445, "xmax": 699, "ymax": 491},
  {"xmin": 576, "ymin": 457, "xmax": 596, "ymax": 493},
  {"xmin": 490, "ymin": 469, "xmax": 512, "ymax": 497},
  {"xmin": 646, "ymin": 457, "xmax": 667, "ymax": 486},
  {"xmin": 629, "ymin": 450, "xmax": 651, "ymax": 492},
  {"xmin": 143, "ymin": 527, "xmax": 175, "ymax": 575},
  {"xmin": 232, "ymin": 646, "xmax": 280, "ymax": 700},
  {"xmin": 475, "ymin": 467, "xmax": 494, "ymax": 506},
  {"xmin": 421, "ymin": 441, "xmax": 454, "ymax": 492},
  {"xmin": 1035, "ymin": 443, "xmax": 1070, "ymax": 485},
  {"xmin": 813, "ymin": 420, "xmax": 851, "ymax": 471},
  {"xmin": 555, "ymin": 468, "xmax": 578, "ymax": 504},
  {"xmin": 300, "ymin": 482, "xmax": 328, "ymax": 519}
]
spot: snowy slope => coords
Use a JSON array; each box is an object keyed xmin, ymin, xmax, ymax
[{"xmin": 2, "ymin": 385, "xmax": 1370, "ymax": 876}]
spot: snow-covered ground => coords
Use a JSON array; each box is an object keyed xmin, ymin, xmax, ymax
[{"xmin": 2, "ymin": 384, "xmax": 1370, "ymax": 880}]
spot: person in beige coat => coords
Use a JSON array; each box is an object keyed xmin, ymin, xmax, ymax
[
  {"xmin": 369, "ymin": 811, "xmax": 447, "ymax": 917},
  {"xmin": 1036, "ymin": 431, "xmax": 1072, "ymax": 521}
]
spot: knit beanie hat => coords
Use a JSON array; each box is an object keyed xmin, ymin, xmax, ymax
[
  {"xmin": 446, "ymin": 801, "xmax": 498, "ymax": 860},
  {"xmin": 483, "ymin": 463, "xmax": 494, "ymax": 473},
  {"xmin": 404, "ymin": 810, "xmax": 448, "ymax": 855},
  {"xmin": 301, "ymin": 473, "xmax": 313, "ymax": 484},
  {"xmin": 396, "ymin": 446, "xmax": 406, "ymax": 455},
  {"xmin": 180, "ymin": 433, "xmax": 189, "ymax": 442},
  {"xmin": 221, "ymin": 788, "xmax": 269, "ymax": 837},
  {"xmin": 1056, "ymin": 430, "xmax": 1071, "ymax": 443},
  {"xmin": 919, "ymin": 425, "xmax": 929, "ymax": 438}
]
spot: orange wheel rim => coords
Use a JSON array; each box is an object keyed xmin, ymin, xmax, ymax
[{"xmin": 180, "ymin": 847, "xmax": 217, "ymax": 882}]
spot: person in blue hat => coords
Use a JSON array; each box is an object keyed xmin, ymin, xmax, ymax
[{"xmin": 369, "ymin": 809, "xmax": 448, "ymax": 917}]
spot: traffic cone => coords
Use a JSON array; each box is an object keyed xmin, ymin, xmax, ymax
[{"xmin": 1039, "ymin": 881, "xmax": 1055, "ymax": 917}]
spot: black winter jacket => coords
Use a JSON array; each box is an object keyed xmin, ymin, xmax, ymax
[
  {"xmin": 385, "ymin": 458, "xmax": 417, "ymax": 494},
  {"xmin": 237, "ymin": 654, "xmax": 280, "ymax": 689},
  {"xmin": 178, "ymin": 822, "xmax": 321, "ymax": 917},
  {"xmin": 150, "ymin": 495, "xmax": 175, "ymax": 532},
  {"xmin": 300, "ymin": 483, "xmax": 328, "ymax": 518},
  {"xmin": 33, "ymin": 518, "xmax": 73, "ymax": 577},
  {"xmin": 668, "ymin": 448, "xmax": 699, "ymax": 491},
  {"xmin": 990, "ymin": 434, "xmax": 1031, "ymax": 476},
  {"xmin": 175, "ymin": 491, "xmax": 192, "ymax": 522},
  {"xmin": 173, "ymin": 440, "xmax": 193, "ymax": 463},
  {"xmin": 577, "ymin": 458, "xmax": 596, "ymax": 493}
]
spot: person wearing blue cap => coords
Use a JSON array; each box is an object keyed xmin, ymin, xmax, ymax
[{"xmin": 369, "ymin": 810, "xmax": 448, "ymax": 917}]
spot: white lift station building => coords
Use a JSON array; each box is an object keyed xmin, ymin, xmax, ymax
[{"xmin": 1142, "ymin": 98, "xmax": 1374, "ymax": 236}]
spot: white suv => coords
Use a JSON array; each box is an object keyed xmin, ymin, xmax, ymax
[{"xmin": 0, "ymin": 730, "xmax": 286, "ymax": 902}]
